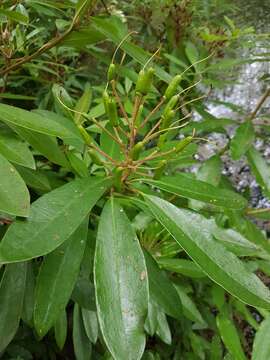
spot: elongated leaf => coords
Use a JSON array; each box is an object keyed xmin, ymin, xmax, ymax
[
  {"xmin": 0, "ymin": 153, "xmax": 30, "ymax": 217},
  {"xmin": 0, "ymin": 177, "xmax": 111, "ymax": 263},
  {"xmin": 73, "ymin": 304, "xmax": 92, "ymax": 360},
  {"xmin": 157, "ymin": 258, "xmax": 205, "ymax": 278},
  {"xmin": 54, "ymin": 309, "xmax": 67, "ymax": 350},
  {"xmin": 230, "ymin": 121, "xmax": 254, "ymax": 160},
  {"xmin": 72, "ymin": 278, "xmax": 96, "ymax": 311},
  {"xmin": 144, "ymin": 251, "xmax": 182, "ymax": 319},
  {"xmin": 82, "ymin": 309, "xmax": 98, "ymax": 344},
  {"xmin": 144, "ymin": 195, "xmax": 270, "ymax": 309},
  {"xmin": 142, "ymin": 174, "xmax": 247, "ymax": 210},
  {"xmin": 0, "ymin": 9, "xmax": 29, "ymax": 24},
  {"xmin": 0, "ymin": 132, "xmax": 35, "ymax": 169},
  {"xmin": 0, "ymin": 262, "xmax": 27, "ymax": 352},
  {"xmin": 15, "ymin": 165, "xmax": 51, "ymax": 192},
  {"xmin": 34, "ymin": 219, "xmax": 88, "ymax": 337},
  {"xmin": 0, "ymin": 104, "xmax": 78, "ymax": 139},
  {"xmin": 92, "ymin": 17, "xmax": 172, "ymax": 83},
  {"xmin": 174, "ymin": 285, "xmax": 206, "ymax": 325},
  {"xmin": 94, "ymin": 197, "xmax": 148, "ymax": 360},
  {"xmin": 156, "ymin": 310, "xmax": 171, "ymax": 345},
  {"xmin": 11, "ymin": 124, "xmax": 69, "ymax": 167},
  {"xmin": 247, "ymin": 146, "xmax": 270, "ymax": 198},
  {"xmin": 74, "ymin": 83, "xmax": 92, "ymax": 125},
  {"xmin": 217, "ymin": 309, "xmax": 246, "ymax": 360},
  {"xmin": 252, "ymin": 316, "xmax": 270, "ymax": 360}
]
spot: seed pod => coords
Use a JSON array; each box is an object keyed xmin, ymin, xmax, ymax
[
  {"xmin": 163, "ymin": 94, "xmax": 179, "ymax": 116},
  {"xmin": 135, "ymin": 104, "xmax": 144, "ymax": 127},
  {"xmin": 157, "ymin": 133, "xmax": 167, "ymax": 148},
  {"xmin": 78, "ymin": 125, "xmax": 93, "ymax": 146},
  {"xmin": 130, "ymin": 141, "xmax": 144, "ymax": 160},
  {"xmin": 102, "ymin": 90, "xmax": 110, "ymax": 113},
  {"xmin": 107, "ymin": 63, "xmax": 116, "ymax": 82},
  {"xmin": 153, "ymin": 160, "xmax": 167, "ymax": 179},
  {"xmin": 89, "ymin": 149, "xmax": 104, "ymax": 166},
  {"xmin": 107, "ymin": 98, "xmax": 119, "ymax": 127},
  {"xmin": 175, "ymin": 136, "xmax": 193, "ymax": 153},
  {"xmin": 160, "ymin": 109, "xmax": 175, "ymax": 130},
  {"xmin": 135, "ymin": 67, "xmax": 155, "ymax": 95},
  {"xmin": 164, "ymin": 74, "xmax": 182, "ymax": 100},
  {"xmin": 113, "ymin": 166, "xmax": 124, "ymax": 192}
]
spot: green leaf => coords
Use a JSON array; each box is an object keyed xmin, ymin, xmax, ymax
[
  {"xmin": 0, "ymin": 262, "xmax": 27, "ymax": 352},
  {"xmin": 247, "ymin": 146, "xmax": 270, "ymax": 198},
  {"xmin": 157, "ymin": 258, "xmax": 205, "ymax": 278},
  {"xmin": 21, "ymin": 262, "xmax": 35, "ymax": 326},
  {"xmin": 72, "ymin": 278, "xmax": 96, "ymax": 311},
  {"xmin": 15, "ymin": 165, "xmax": 51, "ymax": 192},
  {"xmin": 0, "ymin": 177, "xmax": 111, "ymax": 263},
  {"xmin": 155, "ymin": 310, "xmax": 171, "ymax": 345},
  {"xmin": 174, "ymin": 285, "xmax": 206, "ymax": 325},
  {"xmin": 252, "ymin": 316, "xmax": 270, "ymax": 360},
  {"xmin": 230, "ymin": 121, "xmax": 254, "ymax": 160},
  {"xmin": 142, "ymin": 174, "xmax": 247, "ymax": 210},
  {"xmin": 81, "ymin": 309, "xmax": 98, "ymax": 344},
  {"xmin": 144, "ymin": 251, "xmax": 182, "ymax": 319},
  {"xmin": 54, "ymin": 309, "xmax": 68, "ymax": 351},
  {"xmin": 92, "ymin": 17, "xmax": 172, "ymax": 83},
  {"xmin": 0, "ymin": 9, "xmax": 29, "ymax": 24},
  {"xmin": 0, "ymin": 153, "xmax": 30, "ymax": 217},
  {"xmin": 216, "ymin": 308, "xmax": 246, "ymax": 360},
  {"xmin": 73, "ymin": 304, "xmax": 92, "ymax": 360},
  {"xmin": 11, "ymin": 125, "xmax": 69, "ymax": 168},
  {"xmin": 0, "ymin": 104, "xmax": 79, "ymax": 139},
  {"xmin": 144, "ymin": 195, "xmax": 270, "ymax": 309},
  {"xmin": 74, "ymin": 83, "xmax": 92, "ymax": 125},
  {"xmin": 94, "ymin": 197, "xmax": 148, "ymax": 360},
  {"xmin": 0, "ymin": 131, "xmax": 35, "ymax": 169},
  {"xmin": 34, "ymin": 219, "xmax": 88, "ymax": 337},
  {"xmin": 100, "ymin": 124, "xmax": 125, "ymax": 161}
]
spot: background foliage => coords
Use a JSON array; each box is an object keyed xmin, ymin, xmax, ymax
[{"xmin": 0, "ymin": 0, "xmax": 269, "ymax": 359}]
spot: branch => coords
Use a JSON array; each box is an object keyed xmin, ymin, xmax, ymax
[{"xmin": 0, "ymin": 0, "xmax": 98, "ymax": 76}]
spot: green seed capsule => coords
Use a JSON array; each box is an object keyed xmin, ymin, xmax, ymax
[
  {"xmin": 163, "ymin": 94, "xmax": 179, "ymax": 115},
  {"xmin": 107, "ymin": 98, "xmax": 119, "ymax": 127},
  {"xmin": 107, "ymin": 63, "xmax": 116, "ymax": 82},
  {"xmin": 157, "ymin": 133, "xmax": 167, "ymax": 148},
  {"xmin": 154, "ymin": 160, "xmax": 167, "ymax": 179},
  {"xmin": 135, "ymin": 67, "xmax": 155, "ymax": 95},
  {"xmin": 78, "ymin": 125, "xmax": 93, "ymax": 146},
  {"xmin": 89, "ymin": 149, "xmax": 104, "ymax": 166},
  {"xmin": 164, "ymin": 74, "xmax": 182, "ymax": 100},
  {"xmin": 175, "ymin": 136, "xmax": 193, "ymax": 153},
  {"xmin": 130, "ymin": 141, "xmax": 144, "ymax": 160},
  {"xmin": 102, "ymin": 90, "xmax": 110, "ymax": 113},
  {"xmin": 113, "ymin": 166, "xmax": 124, "ymax": 192},
  {"xmin": 135, "ymin": 104, "xmax": 144, "ymax": 127},
  {"xmin": 160, "ymin": 109, "xmax": 175, "ymax": 130}
]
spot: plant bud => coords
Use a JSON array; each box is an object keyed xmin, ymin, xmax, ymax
[
  {"xmin": 102, "ymin": 90, "xmax": 110, "ymax": 113},
  {"xmin": 89, "ymin": 149, "xmax": 104, "ymax": 166},
  {"xmin": 107, "ymin": 63, "xmax": 116, "ymax": 82},
  {"xmin": 107, "ymin": 98, "xmax": 119, "ymax": 127},
  {"xmin": 164, "ymin": 74, "xmax": 182, "ymax": 100},
  {"xmin": 175, "ymin": 136, "xmax": 193, "ymax": 153},
  {"xmin": 135, "ymin": 67, "xmax": 155, "ymax": 95},
  {"xmin": 153, "ymin": 160, "xmax": 167, "ymax": 179},
  {"xmin": 113, "ymin": 166, "xmax": 124, "ymax": 192},
  {"xmin": 130, "ymin": 141, "xmax": 144, "ymax": 160},
  {"xmin": 160, "ymin": 109, "xmax": 175, "ymax": 130}
]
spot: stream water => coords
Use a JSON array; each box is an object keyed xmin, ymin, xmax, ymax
[{"xmin": 199, "ymin": 0, "xmax": 270, "ymax": 220}]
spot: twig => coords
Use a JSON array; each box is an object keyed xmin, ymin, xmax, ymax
[
  {"xmin": 0, "ymin": 0, "xmax": 98, "ymax": 76},
  {"xmin": 249, "ymin": 88, "xmax": 270, "ymax": 120}
]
